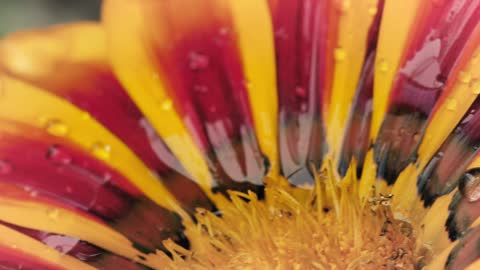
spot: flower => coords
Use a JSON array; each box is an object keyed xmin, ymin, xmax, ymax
[{"xmin": 0, "ymin": 0, "xmax": 479, "ymax": 269}]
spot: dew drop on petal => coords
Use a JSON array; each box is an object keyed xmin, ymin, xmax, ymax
[
  {"xmin": 0, "ymin": 160, "xmax": 12, "ymax": 175},
  {"xmin": 219, "ymin": 27, "xmax": 229, "ymax": 36},
  {"xmin": 45, "ymin": 119, "xmax": 69, "ymax": 137},
  {"xmin": 91, "ymin": 142, "xmax": 111, "ymax": 161},
  {"xmin": 340, "ymin": 0, "xmax": 351, "ymax": 13},
  {"xmin": 46, "ymin": 208, "xmax": 60, "ymax": 220},
  {"xmin": 368, "ymin": 6, "xmax": 377, "ymax": 16},
  {"xmin": 46, "ymin": 145, "xmax": 72, "ymax": 165},
  {"xmin": 188, "ymin": 52, "xmax": 209, "ymax": 71},
  {"xmin": 470, "ymin": 79, "xmax": 480, "ymax": 94},
  {"xmin": 295, "ymin": 86, "xmax": 307, "ymax": 99},
  {"xmin": 459, "ymin": 171, "xmax": 480, "ymax": 202},
  {"xmin": 459, "ymin": 71, "xmax": 472, "ymax": 84},
  {"xmin": 194, "ymin": 85, "xmax": 208, "ymax": 94},
  {"xmin": 446, "ymin": 98, "xmax": 458, "ymax": 111},
  {"xmin": 378, "ymin": 59, "xmax": 389, "ymax": 72},
  {"xmin": 334, "ymin": 48, "xmax": 346, "ymax": 62},
  {"xmin": 160, "ymin": 99, "xmax": 173, "ymax": 111},
  {"xmin": 80, "ymin": 112, "xmax": 92, "ymax": 121}
]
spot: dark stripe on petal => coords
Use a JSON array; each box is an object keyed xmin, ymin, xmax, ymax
[
  {"xmin": 375, "ymin": 1, "xmax": 480, "ymax": 184},
  {"xmin": 271, "ymin": 0, "xmax": 328, "ymax": 185},
  {"xmin": 0, "ymin": 121, "xmax": 186, "ymax": 251},
  {"xmin": 446, "ymin": 225, "xmax": 480, "ymax": 270},
  {"xmin": 0, "ymin": 24, "xmax": 212, "ymax": 213},
  {"xmin": 141, "ymin": 1, "xmax": 268, "ymax": 193},
  {"xmin": 418, "ymin": 99, "xmax": 480, "ymax": 206}
]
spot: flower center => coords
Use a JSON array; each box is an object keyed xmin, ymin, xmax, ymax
[{"xmin": 160, "ymin": 165, "xmax": 430, "ymax": 269}]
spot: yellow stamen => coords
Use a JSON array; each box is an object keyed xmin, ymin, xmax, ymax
[{"xmin": 158, "ymin": 162, "xmax": 430, "ymax": 269}]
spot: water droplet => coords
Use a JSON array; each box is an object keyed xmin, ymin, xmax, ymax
[
  {"xmin": 219, "ymin": 27, "xmax": 229, "ymax": 36},
  {"xmin": 295, "ymin": 86, "xmax": 307, "ymax": 99},
  {"xmin": 413, "ymin": 133, "xmax": 421, "ymax": 143},
  {"xmin": 45, "ymin": 119, "xmax": 69, "ymax": 137},
  {"xmin": 459, "ymin": 171, "xmax": 480, "ymax": 202},
  {"xmin": 459, "ymin": 71, "xmax": 472, "ymax": 84},
  {"xmin": 91, "ymin": 142, "xmax": 111, "ymax": 161},
  {"xmin": 446, "ymin": 98, "xmax": 457, "ymax": 111},
  {"xmin": 243, "ymin": 80, "xmax": 253, "ymax": 90},
  {"xmin": 300, "ymin": 103, "xmax": 308, "ymax": 113},
  {"xmin": 275, "ymin": 28, "xmax": 288, "ymax": 40},
  {"xmin": 341, "ymin": 0, "xmax": 351, "ymax": 13},
  {"xmin": 160, "ymin": 99, "xmax": 173, "ymax": 111},
  {"xmin": 30, "ymin": 190, "xmax": 38, "ymax": 197},
  {"xmin": 334, "ymin": 48, "xmax": 346, "ymax": 61},
  {"xmin": 194, "ymin": 85, "xmax": 208, "ymax": 94},
  {"xmin": 368, "ymin": 6, "xmax": 378, "ymax": 16},
  {"xmin": 0, "ymin": 160, "xmax": 12, "ymax": 175},
  {"xmin": 47, "ymin": 208, "xmax": 60, "ymax": 220},
  {"xmin": 470, "ymin": 79, "xmax": 480, "ymax": 94},
  {"xmin": 209, "ymin": 106, "xmax": 217, "ymax": 113},
  {"xmin": 80, "ymin": 112, "xmax": 91, "ymax": 121},
  {"xmin": 46, "ymin": 145, "xmax": 72, "ymax": 165},
  {"xmin": 188, "ymin": 52, "xmax": 209, "ymax": 71},
  {"xmin": 378, "ymin": 59, "xmax": 389, "ymax": 72}
]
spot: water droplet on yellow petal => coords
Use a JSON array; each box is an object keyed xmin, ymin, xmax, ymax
[
  {"xmin": 161, "ymin": 99, "xmax": 173, "ymax": 111},
  {"xmin": 80, "ymin": 112, "xmax": 92, "ymax": 121},
  {"xmin": 47, "ymin": 208, "xmax": 60, "ymax": 220},
  {"xmin": 470, "ymin": 79, "xmax": 480, "ymax": 94},
  {"xmin": 446, "ymin": 98, "xmax": 457, "ymax": 111},
  {"xmin": 340, "ymin": 0, "xmax": 351, "ymax": 13},
  {"xmin": 378, "ymin": 59, "xmax": 389, "ymax": 72},
  {"xmin": 368, "ymin": 6, "xmax": 377, "ymax": 16},
  {"xmin": 459, "ymin": 71, "xmax": 472, "ymax": 84},
  {"xmin": 45, "ymin": 119, "xmax": 69, "ymax": 137},
  {"xmin": 91, "ymin": 142, "xmax": 111, "ymax": 161},
  {"xmin": 334, "ymin": 48, "xmax": 346, "ymax": 62}
]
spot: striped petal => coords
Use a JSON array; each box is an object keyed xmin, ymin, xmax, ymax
[
  {"xmin": 0, "ymin": 23, "xmax": 212, "ymax": 213},
  {"xmin": 374, "ymin": 1, "xmax": 480, "ymax": 183},
  {"xmin": 102, "ymin": 0, "xmax": 277, "ymax": 193},
  {"xmin": 269, "ymin": 0, "xmax": 333, "ymax": 185}
]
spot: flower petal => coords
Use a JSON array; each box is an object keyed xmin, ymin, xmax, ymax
[
  {"xmin": 0, "ymin": 23, "xmax": 211, "ymax": 212},
  {"xmin": 0, "ymin": 224, "xmax": 96, "ymax": 270},
  {"xmin": 374, "ymin": 1, "xmax": 480, "ymax": 183},
  {"xmin": 269, "ymin": 0, "xmax": 334, "ymax": 185},
  {"xmin": 102, "ymin": 0, "xmax": 277, "ymax": 193},
  {"xmin": 0, "ymin": 74, "xmax": 180, "ymax": 212}
]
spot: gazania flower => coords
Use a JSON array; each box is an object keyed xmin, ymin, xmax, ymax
[{"xmin": 0, "ymin": 0, "xmax": 479, "ymax": 269}]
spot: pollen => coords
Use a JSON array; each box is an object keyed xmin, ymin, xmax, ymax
[{"xmin": 159, "ymin": 162, "xmax": 430, "ymax": 270}]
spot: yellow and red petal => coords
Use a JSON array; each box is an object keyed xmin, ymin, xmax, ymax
[
  {"xmin": 102, "ymin": 0, "xmax": 277, "ymax": 193},
  {"xmin": 0, "ymin": 23, "xmax": 211, "ymax": 213},
  {"xmin": 374, "ymin": 1, "xmax": 480, "ymax": 183}
]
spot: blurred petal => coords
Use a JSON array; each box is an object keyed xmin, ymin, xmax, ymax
[
  {"xmin": 0, "ymin": 224, "xmax": 96, "ymax": 270},
  {"xmin": 0, "ymin": 72, "xmax": 179, "ymax": 213},
  {"xmin": 0, "ymin": 23, "xmax": 211, "ymax": 213}
]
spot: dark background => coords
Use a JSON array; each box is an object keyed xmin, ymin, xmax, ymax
[{"xmin": 0, "ymin": 0, "xmax": 100, "ymax": 36}]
